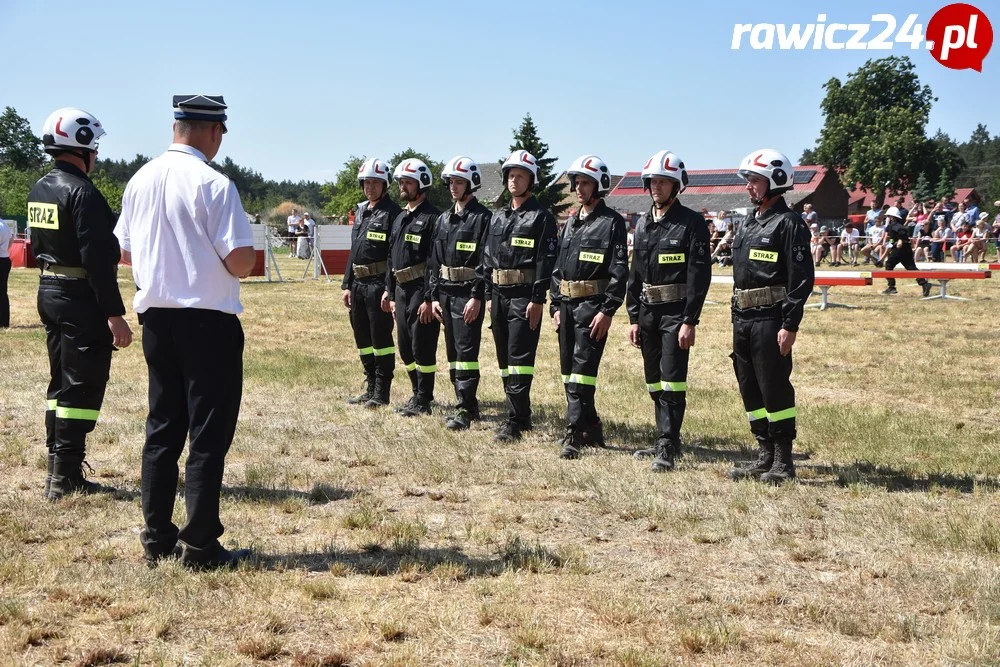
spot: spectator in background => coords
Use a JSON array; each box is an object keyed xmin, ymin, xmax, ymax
[
  {"xmin": 894, "ymin": 197, "xmax": 908, "ymax": 221},
  {"xmin": 952, "ymin": 220, "xmax": 974, "ymax": 262},
  {"xmin": 913, "ymin": 219, "xmax": 933, "ymax": 262},
  {"xmin": 950, "ymin": 202, "xmax": 969, "ymax": 232},
  {"xmin": 714, "ymin": 209, "xmax": 731, "ymax": 235},
  {"xmin": 837, "ymin": 223, "xmax": 860, "ymax": 266},
  {"xmin": 969, "ymin": 217, "xmax": 990, "ymax": 263},
  {"xmin": 821, "ymin": 225, "xmax": 837, "ymax": 265},
  {"xmin": 810, "ymin": 223, "xmax": 824, "ymax": 265},
  {"xmin": 865, "ymin": 203, "xmax": 880, "ymax": 226},
  {"xmin": 303, "ymin": 212, "xmax": 316, "ymax": 251},
  {"xmin": 861, "ymin": 215, "xmax": 885, "ymax": 265},
  {"xmin": 801, "ymin": 203, "xmax": 818, "ymax": 228},
  {"xmin": 930, "ymin": 217, "xmax": 953, "ymax": 262},
  {"xmin": 964, "ymin": 196, "xmax": 979, "ymax": 228},
  {"xmin": 712, "ymin": 226, "xmax": 734, "ymax": 266},
  {"xmin": 0, "ymin": 219, "xmax": 10, "ymax": 327},
  {"xmin": 286, "ymin": 208, "xmax": 301, "ymax": 255},
  {"xmin": 707, "ymin": 219, "xmax": 719, "ymax": 255}
]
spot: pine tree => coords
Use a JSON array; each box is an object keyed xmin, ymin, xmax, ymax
[
  {"xmin": 910, "ymin": 171, "xmax": 933, "ymax": 205},
  {"xmin": 502, "ymin": 114, "xmax": 568, "ymax": 217},
  {"xmin": 935, "ymin": 166, "xmax": 956, "ymax": 202}
]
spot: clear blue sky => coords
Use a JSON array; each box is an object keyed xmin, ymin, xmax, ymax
[{"xmin": 1, "ymin": 0, "xmax": 995, "ymax": 182}]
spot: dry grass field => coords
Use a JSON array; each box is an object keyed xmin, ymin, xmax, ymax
[{"xmin": 1, "ymin": 255, "xmax": 999, "ymax": 666}]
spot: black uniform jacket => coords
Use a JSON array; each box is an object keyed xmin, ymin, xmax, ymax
[
  {"xmin": 428, "ymin": 198, "xmax": 492, "ymax": 302},
  {"xmin": 386, "ymin": 198, "xmax": 441, "ymax": 301},
  {"xmin": 549, "ymin": 200, "xmax": 629, "ymax": 318},
  {"xmin": 626, "ymin": 201, "xmax": 712, "ymax": 325},
  {"xmin": 27, "ymin": 162, "xmax": 126, "ymax": 317},
  {"xmin": 482, "ymin": 195, "xmax": 558, "ymax": 304},
  {"xmin": 884, "ymin": 219, "xmax": 912, "ymax": 248},
  {"xmin": 731, "ymin": 197, "xmax": 814, "ymax": 332},
  {"xmin": 341, "ymin": 196, "xmax": 403, "ymax": 290}
]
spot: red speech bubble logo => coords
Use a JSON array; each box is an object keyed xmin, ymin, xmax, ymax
[{"xmin": 928, "ymin": 3, "xmax": 993, "ymax": 72}]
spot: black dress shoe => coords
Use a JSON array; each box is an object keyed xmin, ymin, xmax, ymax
[
  {"xmin": 144, "ymin": 544, "xmax": 183, "ymax": 568},
  {"xmin": 181, "ymin": 545, "xmax": 253, "ymax": 571}
]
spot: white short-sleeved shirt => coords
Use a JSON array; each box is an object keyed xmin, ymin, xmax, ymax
[
  {"xmin": 0, "ymin": 221, "xmax": 12, "ymax": 258},
  {"xmin": 841, "ymin": 228, "xmax": 859, "ymax": 245},
  {"xmin": 115, "ymin": 143, "xmax": 253, "ymax": 314},
  {"xmin": 287, "ymin": 214, "xmax": 301, "ymax": 233}
]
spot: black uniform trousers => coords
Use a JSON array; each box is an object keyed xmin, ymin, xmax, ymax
[
  {"xmin": 884, "ymin": 247, "xmax": 928, "ymax": 289},
  {"xmin": 394, "ymin": 280, "xmax": 440, "ymax": 403},
  {"xmin": 731, "ymin": 314, "xmax": 796, "ymax": 441},
  {"xmin": 639, "ymin": 304, "xmax": 689, "ymax": 443},
  {"xmin": 37, "ymin": 277, "xmax": 113, "ymax": 461},
  {"xmin": 349, "ymin": 278, "xmax": 395, "ymax": 383},
  {"xmin": 440, "ymin": 287, "xmax": 484, "ymax": 414},
  {"xmin": 490, "ymin": 288, "xmax": 541, "ymax": 427},
  {"xmin": 139, "ymin": 307, "xmax": 244, "ymax": 559},
  {"xmin": 0, "ymin": 256, "xmax": 10, "ymax": 327},
  {"xmin": 557, "ymin": 298, "xmax": 607, "ymax": 430}
]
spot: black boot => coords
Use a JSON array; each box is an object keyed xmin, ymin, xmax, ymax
[
  {"xmin": 650, "ymin": 438, "xmax": 677, "ymax": 473},
  {"xmin": 633, "ymin": 443, "xmax": 658, "ymax": 459},
  {"xmin": 364, "ymin": 374, "xmax": 391, "ymax": 409},
  {"xmin": 44, "ymin": 409, "xmax": 55, "ymax": 497},
  {"xmin": 47, "ymin": 457, "xmax": 109, "ymax": 501},
  {"xmin": 581, "ymin": 420, "xmax": 606, "ymax": 448},
  {"xmin": 559, "ymin": 428, "xmax": 585, "ymax": 460},
  {"xmin": 45, "ymin": 452, "xmax": 54, "ymax": 497},
  {"xmin": 921, "ymin": 281, "xmax": 933, "ymax": 297},
  {"xmin": 760, "ymin": 437, "xmax": 795, "ymax": 484},
  {"xmin": 445, "ymin": 408, "xmax": 478, "ymax": 430},
  {"xmin": 729, "ymin": 438, "xmax": 775, "ymax": 480},
  {"xmin": 346, "ymin": 369, "xmax": 375, "ymax": 405}
]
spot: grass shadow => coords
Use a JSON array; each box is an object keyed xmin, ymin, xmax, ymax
[
  {"xmin": 220, "ymin": 483, "xmax": 353, "ymax": 504},
  {"xmin": 798, "ymin": 460, "xmax": 1000, "ymax": 493},
  {"xmin": 252, "ymin": 545, "xmax": 501, "ymax": 575}
]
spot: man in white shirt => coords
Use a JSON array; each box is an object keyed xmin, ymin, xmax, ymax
[
  {"xmin": 861, "ymin": 219, "xmax": 885, "ymax": 266},
  {"xmin": 287, "ymin": 209, "xmax": 301, "ymax": 254},
  {"xmin": 115, "ymin": 94, "xmax": 255, "ymax": 571}
]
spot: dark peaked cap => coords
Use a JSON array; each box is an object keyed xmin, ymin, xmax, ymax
[{"xmin": 172, "ymin": 95, "xmax": 228, "ymax": 127}]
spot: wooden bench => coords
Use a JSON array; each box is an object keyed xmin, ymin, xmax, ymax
[{"xmin": 866, "ymin": 269, "xmax": 992, "ymax": 301}]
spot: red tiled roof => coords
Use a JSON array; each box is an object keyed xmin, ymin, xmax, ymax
[
  {"xmin": 849, "ymin": 187, "xmax": 978, "ymax": 209},
  {"xmin": 609, "ymin": 165, "xmax": 829, "ymax": 196}
]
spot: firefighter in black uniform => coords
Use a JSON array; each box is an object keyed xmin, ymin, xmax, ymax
[
  {"xmin": 882, "ymin": 206, "xmax": 932, "ymax": 297},
  {"xmin": 728, "ymin": 149, "xmax": 814, "ymax": 484},
  {"xmin": 342, "ymin": 157, "xmax": 401, "ymax": 409},
  {"xmin": 627, "ymin": 150, "xmax": 712, "ymax": 472},
  {"xmin": 27, "ymin": 107, "xmax": 132, "ymax": 500},
  {"xmin": 483, "ymin": 150, "xmax": 559, "ymax": 442},
  {"xmin": 384, "ymin": 158, "xmax": 442, "ymax": 417},
  {"xmin": 429, "ymin": 156, "xmax": 492, "ymax": 430},
  {"xmin": 550, "ymin": 155, "xmax": 628, "ymax": 459}
]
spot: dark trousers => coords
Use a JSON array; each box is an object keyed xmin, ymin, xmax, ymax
[
  {"xmin": 885, "ymin": 247, "xmax": 928, "ymax": 289},
  {"xmin": 0, "ymin": 257, "xmax": 10, "ymax": 327},
  {"xmin": 394, "ymin": 280, "xmax": 440, "ymax": 403},
  {"xmin": 490, "ymin": 288, "xmax": 541, "ymax": 426},
  {"xmin": 639, "ymin": 305, "xmax": 689, "ymax": 442},
  {"xmin": 139, "ymin": 308, "xmax": 244, "ymax": 559},
  {"xmin": 37, "ymin": 278, "xmax": 113, "ymax": 460},
  {"xmin": 440, "ymin": 288, "xmax": 484, "ymax": 414},
  {"xmin": 557, "ymin": 298, "xmax": 607, "ymax": 429},
  {"xmin": 350, "ymin": 278, "xmax": 395, "ymax": 382},
  {"xmin": 731, "ymin": 316, "xmax": 796, "ymax": 440}
]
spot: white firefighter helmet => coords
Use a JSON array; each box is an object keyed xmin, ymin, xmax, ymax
[
  {"xmin": 357, "ymin": 157, "xmax": 392, "ymax": 188},
  {"xmin": 441, "ymin": 156, "xmax": 481, "ymax": 191},
  {"xmin": 885, "ymin": 206, "xmax": 904, "ymax": 220},
  {"xmin": 640, "ymin": 150, "xmax": 689, "ymax": 194},
  {"xmin": 501, "ymin": 149, "xmax": 539, "ymax": 187},
  {"xmin": 567, "ymin": 154, "xmax": 612, "ymax": 195},
  {"xmin": 393, "ymin": 158, "xmax": 433, "ymax": 191},
  {"xmin": 41, "ymin": 107, "xmax": 106, "ymax": 154},
  {"xmin": 737, "ymin": 149, "xmax": 794, "ymax": 194}
]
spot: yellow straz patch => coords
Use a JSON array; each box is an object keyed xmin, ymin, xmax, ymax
[
  {"xmin": 658, "ymin": 252, "xmax": 685, "ymax": 264},
  {"xmin": 366, "ymin": 231, "xmax": 386, "ymax": 241},
  {"xmin": 27, "ymin": 203, "xmax": 59, "ymax": 230},
  {"xmin": 579, "ymin": 251, "xmax": 605, "ymax": 263},
  {"xmin": 749, "ymin": 249, "xmax": 779, "ymax": 262},
  {"xmin": 456, "ymin": 241, "xmax": 476, "ymax": 252},
  {"xmin": 511, "ymin": 237, "xmax": 535, "ymax": 248},
  {"xmin": 405, "ymin": 234, "xmax": 421, "ymax": 244}
]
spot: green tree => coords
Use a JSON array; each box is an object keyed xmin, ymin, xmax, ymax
[
  {"xmin": 0, "ymin": 106, "xmax": 44, "ymax": 170},
  {"xmin": 910, "ymin": 171, "xmax": 933, "ymax": 204},
  {"xmin": 502, "ymin": 114, "xmax": 568, "ymax": 217},
  {"xmin": 90, "ymin": 169, "xmax": 126, "ymax": 212},
  {"xmin": 0, "ymin": 164, "xmax": 45, "ymax": 217},
  {"xmin": 935, "ymin": 166, "xmax": 956, "ymax": 202},
  {"xmin": 798, "ymin": 147, "xmax": 818, "ymax": 164},
  {"xmin": 322, "ymin": 155, "xmax": 366, "ymax": 218},
  {"xmin": 388, "ymin": 149, "xmax": 450, "ymax": 211},
  {"xmin": 812, "ymin": 56, "xmax": 935, "ymax": 207}
]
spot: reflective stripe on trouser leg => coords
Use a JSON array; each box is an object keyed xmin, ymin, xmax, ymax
[
  {"xmin": 734, "ymin": 317, "xmax": 796, "ymax": 439},
  {"xmin": 639, "ymin": 305, "xmax": 689, "ymax": 440},
  {"xmin": 559, "ymin": 299, "xmax": 606, "ymax": 429},
  {"xmin": 498, "ymin": 293, "xmax": 540, "ymax": 425},
  {"xmin": 443, "ymin": 292, "xmax": 484, "ymax": 414},
  {"xmin": 353, "ymin": 280, "xmax": 395, "ymax": 381}
]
